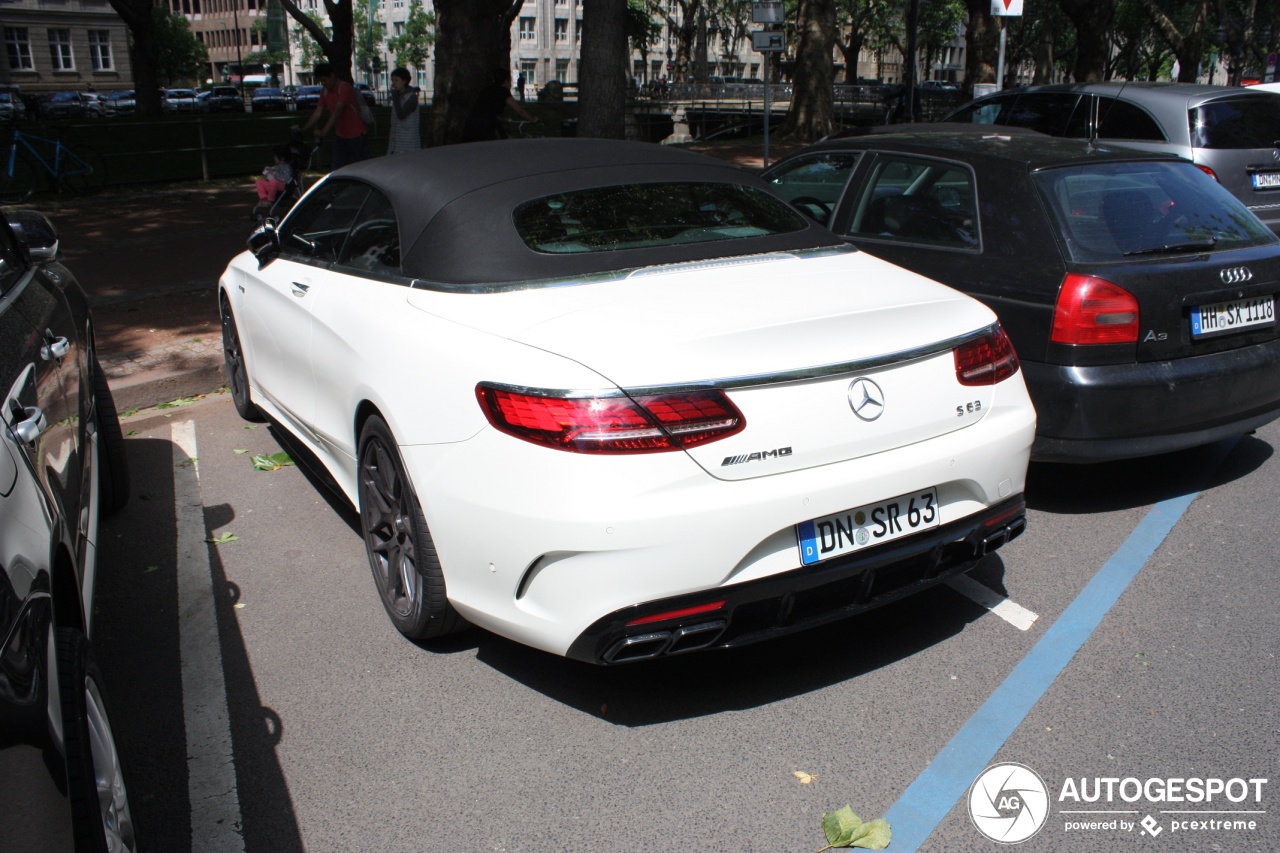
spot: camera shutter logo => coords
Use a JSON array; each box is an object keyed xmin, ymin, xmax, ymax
[{"xmin": 968, "ymin": 763, "xmax": 1050, "ymax": 844}]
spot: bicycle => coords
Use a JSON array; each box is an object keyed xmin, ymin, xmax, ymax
[
  {"xmin": 507, "ymin": 118, "xmax": 548, "ymax": 139},
  {"xmin": 1, "ymin": 129, "xmax": 107, "ymax": 204}
]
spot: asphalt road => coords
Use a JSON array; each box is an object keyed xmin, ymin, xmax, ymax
[{"xmin": 93, "ymin": 394, "xmax": 1279, "ymax": 853}]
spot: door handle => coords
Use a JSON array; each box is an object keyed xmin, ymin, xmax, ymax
[
  {"xmin": 290, "ymin": 281, "xmax": 310, "ymax": 297},
  {"xmin": 8, "ymin": 404, "xmax": 47, "ymax": 445},
  {"xmin": 41, "ymin": 333, "xmax": 70, "ymax": 361}
]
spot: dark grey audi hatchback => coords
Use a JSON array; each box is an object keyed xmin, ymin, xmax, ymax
[{"xmin": 763, "ymin": 128, "xmax": 1280, "ymax": 462}]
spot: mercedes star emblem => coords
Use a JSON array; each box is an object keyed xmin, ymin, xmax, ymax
[{"xmin": 848, "ymin": 377, "xmax": 886, "ymax": 421}]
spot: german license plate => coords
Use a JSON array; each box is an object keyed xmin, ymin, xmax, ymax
[
  {"xmin": 1251, "ymin": 172, "xmax": 1280, "ymax": 190},
  {"xmin": 797, "ymin": 488, "xmax": 939, "ymax": 566},
  {"xmin": 1190, "ymin": 295, "xmax": 1275, "ymax": 338}
]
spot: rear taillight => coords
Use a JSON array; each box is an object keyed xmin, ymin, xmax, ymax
[
  {"xmin": 954, "ymin": 326, "xmax": 1020, "ymax": 386},
  {"xmin": 475, "ymin": 385, "xmax": 745, "ymax": 453},
  {"xmin": 1195, "ymin": 164, "xmax": 1218, "ymax": 182},
  {"xmin": 1051, "ymin": 273, "xmax": 1139, "ymax": 345}
]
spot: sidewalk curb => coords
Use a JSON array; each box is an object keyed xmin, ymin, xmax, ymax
[{"xmin": 108, "ymin": 360, "xmax": 226, "ymax": 414}]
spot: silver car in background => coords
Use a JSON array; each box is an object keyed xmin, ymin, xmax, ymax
[{"xmin": 943, "ymin": 83, "xmax": 1280, "ymax": 234}]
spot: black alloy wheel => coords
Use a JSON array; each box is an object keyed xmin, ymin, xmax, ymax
[
  {"xmin": 220, "ymin": 297, "xmax": 263, "ymax": 421},
  {"xmin": 57, "ymin": 628, "xmax": 139, "ymax": 853},
  {"xmin": 357, "ymin": 415, "xmax": 461, "ymax": 640}
]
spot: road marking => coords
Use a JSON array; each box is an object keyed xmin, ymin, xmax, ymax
[
  {"xmin": 883, "ymin": 437, "xmax": 1238, "ymax": 851},
  {"xmin": 173, "ymin": 420, "xmax": 246, "ymax": 853},
  {"xmin": 946, "ymin": 575, "xmax": 1038, "ymax": 631}
]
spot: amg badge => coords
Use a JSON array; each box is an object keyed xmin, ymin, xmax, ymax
[{"xmin": 722, "ymin": 447, "xmax": 793, "ymax": 466}]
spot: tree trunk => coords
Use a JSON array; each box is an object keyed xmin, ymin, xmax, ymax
[
  {"xmin": 109, "ymin": 0, "xmax": 163, "ymax": 115},
  {"xmin": 578, "ymin": 0, "xmax": 628, "ymax": 139},
  {"xmin": 322, "ymin": 0, "xmax": 355, "ymax": 80},
  {"xmin": 962, "ymin": 0, "xmax": 998, "ymax": 94},
  {"xmin": 782, "ymin": 0, "xmax": 836, "ymax": 143},
  {"xmin": 1057, "ymin": 0, "xmax": 1118, "ymax": 82},
  {"xmin": 430, "ymin": 0, "xmax": 518, "ymax": 145}
]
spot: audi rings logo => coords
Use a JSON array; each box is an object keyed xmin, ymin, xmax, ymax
[
  {"xmin": 847, "ymin": 377, "xmax": 885, "ymax": 421},
  {"xmin": 968, "ymin": 763, "xmax": 1050, "ymax": 844},
  {"xmin": 1220, "ymin": 266, "xmax": 1254, "ymax": 285}
]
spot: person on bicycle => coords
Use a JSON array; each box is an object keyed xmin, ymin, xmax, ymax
[
  {"xmin": 386, "ymin": 68, "xmax": 421, "ymax": 155},
  {"xmin": 297, "ymin": 62, "xmax": 369, "ymax": 168},
  {"xmin": 462, "ymin": 70, "xmax": 538, "ymax": 142}
]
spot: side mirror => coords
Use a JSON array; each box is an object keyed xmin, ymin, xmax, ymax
[
  {"xmin": 5, "ymin": 209, "xmax": 59, "ymax": 261},
  {"xmin": 247, "ymin": 221, "xmax": 280, "ymax": 268}
]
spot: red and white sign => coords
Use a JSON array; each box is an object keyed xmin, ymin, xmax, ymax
[{"xmin": 992, "ymin": 0, "xmax": 1024, "ymax": 15}]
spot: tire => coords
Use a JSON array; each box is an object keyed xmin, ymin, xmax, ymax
[
  {"xmin": 61, "ymin": 145, "xmax": 108, "ymax": 195},
  {"xmin": 358, "ymin": 415, "xmax": 462, "ymax": 640},
  {"xmin": 91, "ymin": 354, "xmax": 130, "ymax": 515},
  {"xmin": 220, "ymin": 296, "xmax": 264, "ymax": 421},
  {"xmin": 0, "ymin": 149, "xmax": 37, "ymax": 204},
  {"xmin": 57, "ymin": 628, "xmax": 139, "ymax": 853}
]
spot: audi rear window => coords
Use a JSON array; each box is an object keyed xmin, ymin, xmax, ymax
[
  {"xmin": 1191, "ymin": 98, "xmax": 1280, "ymax": 149},
  {"xmin": 1035, "ymin": 160, "xmax": 1277, "ymax": 263},
  {"xmin": 513, "ymin": 182, "xmax": 808, "ymax": 254}
]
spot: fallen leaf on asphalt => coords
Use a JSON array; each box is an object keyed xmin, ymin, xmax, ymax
[
  {"xmin": 252, "ymin": 451, "xmax": 295, "ymax": 471},
  {"xmin": 794, "ymin": 771, "xmax": 817, "ymax": 784},
  {"xmin": 233, "ymin": 448, "xmax": 250, "ymax": 454},
  {"xmin": 818, "ymin": 806, "xmax": 891, "ymax": 851},
  {"xmin": 243, "ymin": 424, "xmax": 259, "ymax": 429},
  {"xmin": 126, "ymin": 430, "xmax": 140, "ymax": 436},
  {"xmin": 156, "ymin": 395, "xmax": 202, "ymax": 409},
  {"xmin": 206, "ymin": 531, "xmax": 239, "ymax": 545},
  {"xmin": 234, "ymin": 602, "xmax": 245, "ymax": 609},
  {"xmin": 144, "ymin": 565, "xmax": 160, "ymax": 573}
]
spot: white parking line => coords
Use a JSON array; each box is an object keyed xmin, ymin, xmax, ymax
[
  {"xmin": 946, "ymin": 574, "xmax": 1039, "ymax": 631},
  {"xmin": 173, "ymin": 420, "xmax": 246, "ymax": 853}
]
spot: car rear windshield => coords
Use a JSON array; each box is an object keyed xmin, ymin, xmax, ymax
[
  {"xmin": 1191, "ymin": 97, "xmax": 1280, "ymax": 149},
  {"xmin": 1034, "ymin": 160, "xmax": 1277, "ymax": 262},
  {"xmin": 513, "ymin": 182, "xmax": 809, "ymax": 254}
]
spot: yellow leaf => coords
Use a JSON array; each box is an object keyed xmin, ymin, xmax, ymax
[{"xmin": 793, "ymin": 770, "xmax": 817, "ymax": 784}]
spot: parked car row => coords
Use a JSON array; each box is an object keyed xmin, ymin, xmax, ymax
[{"xmin": 765, "ymin": 91, "xmax": 1280, "ymax": 462}]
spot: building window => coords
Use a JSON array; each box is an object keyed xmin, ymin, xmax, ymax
[
  {"xmin": 554, "ymin": 19, "xmax": 567, "ymax": 41},
  {"xmin": 555, "ymin": 58, "xmax": 568, "ymax": 82},
  {"xmin": 49, "ymin": 29, "xmax": 74, "ymax": 71},
  {"xmin": 519, "ymin": 17, "xmax": 535, "ymax": 41},
  {"xmin": 88, "ymin": 30, "xmax": 113, "ymax": 71},
  {"xmin": 520, "ymin": 59, "xmax": 537, "ymax": 86},
  {"xmin": 4, "ymin": 28, "xmax": 33, "ymax": 71}
]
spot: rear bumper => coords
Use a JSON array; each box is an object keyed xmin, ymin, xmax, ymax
[
  {"xmin": 565, "ymin": 496, "xmax": 1027, "ymax": 664},
  {"xmin": 1024, "ymin": 338, "xmax": 1280, "ymax": 463}
]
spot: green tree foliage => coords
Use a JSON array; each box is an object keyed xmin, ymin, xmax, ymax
[
  {"xmin": 290, "ymin": 11, "xmax": 327, "ymax": 70},
  {"xmin": 386, "ymin": 0, "xmax": 436, "ymax": 70},
  {"xmin": 244, "ymin": 17, "xmax": 290, "ymax": 71},
  {"xmin": 354, "ymin": 0, "xmax": 386, "ymax": 76},
  {"xmin": 153, "ymin": 7, "xmax": 210, "ymax": 85}
]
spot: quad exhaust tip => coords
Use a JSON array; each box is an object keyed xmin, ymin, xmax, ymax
[{"xmin": 603, "ymin": 619, "xmax": 728, "ymax": 664}]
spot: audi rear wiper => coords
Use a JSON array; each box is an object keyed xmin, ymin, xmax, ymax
[{"xmin": 1123, "ymin": 237, "xmax": 1217, "ymax": 257}]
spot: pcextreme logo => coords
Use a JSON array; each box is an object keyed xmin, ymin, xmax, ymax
[{"xmin": 968, "ymin": 763, "xmax": 1269, "ymax": 844}]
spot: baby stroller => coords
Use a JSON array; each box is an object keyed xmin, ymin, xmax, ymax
[{"xmin": 251, "ymin": 136, "xmax": 314, "ymax": 223}]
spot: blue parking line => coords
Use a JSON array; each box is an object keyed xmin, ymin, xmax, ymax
[{"xmin": 883, "ymin": 438, "xmax": 1237, "ymax": 851}]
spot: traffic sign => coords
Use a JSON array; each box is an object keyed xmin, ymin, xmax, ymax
[
  {"xmin": 752, "ymin": 2, "xmax": 785, "ymax": 23},
  {"xmin": 752, "ymin": 31, "xmax": 785, "ymax": 52}
]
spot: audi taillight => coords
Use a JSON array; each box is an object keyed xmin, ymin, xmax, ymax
[
  {"xmin": 475, "ymin": 385, "xmax": 745, "ymax": 453},
  {"xmin": 1051, "ymin": 273, "xmax": 1139, "ymax": 345},
  {"xmin": 954, "ymin": 326, "xmax": 1020, "ymax": 386}
]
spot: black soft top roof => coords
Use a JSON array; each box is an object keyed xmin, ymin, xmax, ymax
[{"xmin": 326, "ymin": 138, "xmax": 842, "ymax": 285}]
